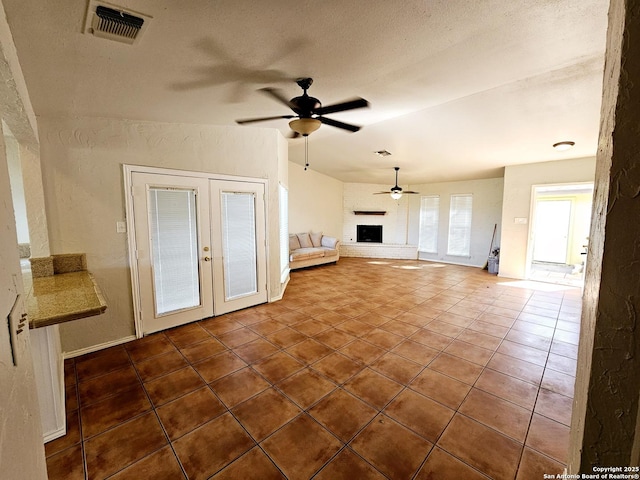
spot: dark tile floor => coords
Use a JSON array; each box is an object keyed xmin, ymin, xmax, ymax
[{"xmin": 46, "ymin": 257, "xmax": 581, "ymax": 479}]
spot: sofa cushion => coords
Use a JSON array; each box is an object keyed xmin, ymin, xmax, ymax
[
  {"xmin": 321, "ymin": 248, "xmax": 338, "ymax": 258},
  {"xmin": 321, "ymin": 236, "xmax": 339, "ymax": 249},
  {"xmin": 290, "ymin": 247, "xmax": 325, "ymax": 262},
  {"xmin": 310, "ymin": 231, "xmax": 323, "ymax": 247},
  {"xmin": 289, "ymin": 234, "xmax": 301, "ymax": 251},
  {"xmin": 297, "ymin": 232, "xmax": 313, "ymax": 248}
]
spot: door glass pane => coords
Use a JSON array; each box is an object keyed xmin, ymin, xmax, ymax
[
  {"xmin": 149, "ymin": 188, "xmax": 200, "ymax": 315},
  {"xmin": 221, "ymin": 191, "xmax": 257, "ymax": 300},
  {"xmin": 533, "ymin": 200, "xmax": 571, "ymax": 263}
]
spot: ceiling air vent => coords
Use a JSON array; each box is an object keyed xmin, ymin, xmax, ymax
[{"xmin": 84, "ymin": 1, "xmax": 151, "ymax": 45}]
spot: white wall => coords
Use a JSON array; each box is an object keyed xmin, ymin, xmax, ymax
[
  {"xmin": 500, "ymin": 157, "xmax": 596, "ymax": 279},
  {"xmin": 407, "ymin": 177, "xmax": 504, "ymax": 267},
  {"xmin": 343, "ymin": 182, "xmax": 410, "ymax": 244},
  {"xmin": 39, "ymin": 116, "xmax": 286, "ymax": 354},
  {"xmin": 288, "ymin": 162, "xmax": 343, "ymax": 237}
]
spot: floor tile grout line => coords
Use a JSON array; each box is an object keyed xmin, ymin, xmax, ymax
[
  {"xmin": 401, "ymin": 279, "xmax": 525, "ymax": 479},
  {"xmin": 512, "ymin": 287, "xmax": 573, "ymax": 477},
  {"xmin": 50, "ymin": 262, "xmax": 580, "ymax": 480},
  {"xmin": 127, "ymin": 345, "xmax": 191, "ymax": 480}
]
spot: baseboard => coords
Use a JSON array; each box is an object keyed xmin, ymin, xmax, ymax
[
  {"xmin": 63, "ymin": 335, "xmax": 137, "ymax": 359},
  {"xmin": 271, "ymin": 275, "xmax": 290, "ymax": 302},
  {"xmin": 43, "ymin": 425, "xmax": 66, "ymax": 443}
]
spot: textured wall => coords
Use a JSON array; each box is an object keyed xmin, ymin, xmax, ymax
[
  {"xmin": 38, "ymin": 116, "xmax": 285, "ymax": 354},
  {"xmin": 0, "ymin": 1, "xmax": 47, "ymax": 475},
  {"xmin": 569, "ymin": 0, "xmax": 640, "ymax": 471},
  {"xmin": 0, "ymin": 122, "xmax": 47, "ymax": 480}
]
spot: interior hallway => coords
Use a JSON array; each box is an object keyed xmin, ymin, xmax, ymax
[{"xmin": 45, "ymin": 257, "xmax": 580, "ymax": 480}]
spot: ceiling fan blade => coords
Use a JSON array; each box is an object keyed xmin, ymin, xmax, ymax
[
  {"xmin": 373, "ymin": 192, "xmax": 392, "ymax": 195},
  {"xmin": 259, "ymin": 87, "xmax": 295, "ymax": 109},
  {"xmin": 404, "ymin": 191, "xmax": 421, "ymax": 194},
  {"xmin": 236, "ymin": 115, "xmax": 295, "ymax": 124},
  {"xmin": 314, "ymin": 97, "xmax": 369, "ymax": 115},
  {"xmin": 318, "ymin": 116, "xmax": 361, "ymax": 132}
]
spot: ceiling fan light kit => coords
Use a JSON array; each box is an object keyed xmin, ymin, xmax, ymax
[
  {"xmin": 236, "ymin": 77, "xmax": 369, "ymax": 172},
  {"xmin": 374, "ymin": 166, "xmax": 420, "ymax": 199},
  {"xmin": 235, "ymin": 77, "xmax": 369, "ymax": 136},
  {"xmin": 289, "ymin": 118, "xmax": 321, "ymax": 136}
]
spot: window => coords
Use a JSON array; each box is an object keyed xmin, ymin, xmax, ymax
[
  {"xmin": 418, "ymin": 195, "xmax": 439, "ymax": 253},
  {"xmin": 447, "ymin": 194, "xmax": 473, "ymax": 256},
  {"xmin": 279, "ymin": 184, "xmax": 289, "ymax": 282}
]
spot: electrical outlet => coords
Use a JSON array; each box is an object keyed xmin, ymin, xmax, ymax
[
  {"xmin": 116, "ymin": 221, "xmax": 127, "ymax": 233},
  {"xmin": 514, "ymin": 217, "xmax": 528, "ymax": 224}
]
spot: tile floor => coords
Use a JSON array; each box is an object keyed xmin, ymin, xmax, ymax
[{"xmin": 45, "ymin": 257, "xmax": 581, "ymax": 480}]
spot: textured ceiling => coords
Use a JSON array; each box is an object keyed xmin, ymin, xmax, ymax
[{"xmin": 2, "ymin": 0, "xmax": 609, "ymax": 185}]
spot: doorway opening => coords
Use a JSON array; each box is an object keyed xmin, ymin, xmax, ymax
[{"xmin": 526, "ymin": 183, "xmax": 594, "ymax": 288}]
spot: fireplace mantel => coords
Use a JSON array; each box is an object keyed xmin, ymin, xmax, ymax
[{"xmin": 353, "ymin": 211, "xmax": 386, "ymax": 215}]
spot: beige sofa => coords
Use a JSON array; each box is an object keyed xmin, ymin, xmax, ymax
[{"xmin": 289, "ymin": 232, "xmax": 340, "ymax": 270}]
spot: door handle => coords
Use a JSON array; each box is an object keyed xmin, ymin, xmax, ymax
[{"xmin": 203, "ymin": 256, "xmax": 211, "ymax": 262}]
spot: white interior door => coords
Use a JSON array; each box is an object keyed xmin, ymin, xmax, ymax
[
  {"xmin": 131, "ymin": 172, "xmax": 213, "ymax": 334},
  {"xmin": 533, "ymin": 199, "xmax": 572, "ymax": 264},
  {"xmin": 210, "ymin": 180, "xmax": 267, "ymax": 315}
]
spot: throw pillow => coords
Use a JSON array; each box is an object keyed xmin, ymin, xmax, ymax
[
  {"xmin": 297, "ymin": 232, "xmax": 313, "ymax": 248},
  {"xmin": 310, "ymin": 231, "xmax": 323, "ymax": 247},
  {"xmin": 289, "ymin": 234, "xmax": 301, "ymax": 251}
]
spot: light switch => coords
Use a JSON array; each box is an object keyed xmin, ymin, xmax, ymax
[
  {"xmin": 116, "ymin": 221, "xmax": 127, "ymax": 233},
  {"xmin": 514, "ymin": 217, "xmax": 528, "ymax": 224}
]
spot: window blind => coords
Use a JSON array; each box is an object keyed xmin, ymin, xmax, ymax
[
  {"xmin": 221, "ymin": 191, "xmax": 258, "ymax": 300},
  {"xmin": 148, "ymin": 188, "xmax": 200, "ymax": 315},
  {"xmin": 447, "ymin": 194, "xmax": 473, "ymax": 256},
  {"xmin": 279, "ymin": 184, "xmax": 289, "ymax": 282},
  {"xmin": 418, "ymin": 195, "xmax": 440, "ymax": 253}
]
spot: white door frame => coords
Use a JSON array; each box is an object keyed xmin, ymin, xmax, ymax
[{"xmin": 123, "ymin": 164, "xmax": 270, "ymax": 338}]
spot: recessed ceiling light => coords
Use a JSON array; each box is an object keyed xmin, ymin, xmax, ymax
[
  {"xmin": 553, "ymin": 141, "xmax": 575, "ymax": 151},
  {"xmin": 374, "ymin": 150, "xmax": 392, "ymax": 157}
]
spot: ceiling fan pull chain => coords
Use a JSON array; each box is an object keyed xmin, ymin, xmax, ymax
[{"xmin": 304, "ymin": 136, "xmax": 309, "ymax": 170}]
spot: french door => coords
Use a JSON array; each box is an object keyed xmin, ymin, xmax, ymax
[
  {"xmin": 130, "ymin": 171, "xmax": 267, "ymax": 335},
  {"xmin": 210, "ymin": 180, "xmax": 267, "ymax": 315}
]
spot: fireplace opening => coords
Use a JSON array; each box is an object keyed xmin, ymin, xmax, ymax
[{"xmin": 357, "ymin": 225, "xmax": 383, "ymax": 243}]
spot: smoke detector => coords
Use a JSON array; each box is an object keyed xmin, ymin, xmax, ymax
[{"xmin": 84, "ymin": 1, "xmax": 151, "ymax": 45}]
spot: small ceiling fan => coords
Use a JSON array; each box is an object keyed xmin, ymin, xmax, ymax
[
  {"xmin": 235, "ymin": 77, "xmax": 369, "ymax": 138},
  {"xmin": 374, "ymin": 167, "xmax": 420, "ymax": 199}
]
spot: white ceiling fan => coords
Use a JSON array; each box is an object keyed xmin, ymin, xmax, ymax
[{"xmin": 373, "ymin": 167, "xmax": 420, "ymax": 199}]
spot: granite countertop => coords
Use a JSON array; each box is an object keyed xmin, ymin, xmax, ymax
[{"xmin": 25, "ymin": 268, "xmax": 107, "ymax": 329}]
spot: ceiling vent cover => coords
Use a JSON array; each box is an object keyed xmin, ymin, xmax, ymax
[{"xmin": 84, "ymin": 1, "xmax": 151, "ymax": 45}]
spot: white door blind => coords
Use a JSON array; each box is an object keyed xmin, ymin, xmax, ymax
[
  {"xmin": 221, "ymin": 191, "xmax": 258, "ymax": 300},
  {"xmin": 447, "ymin": 194, "xmax": 473, "ymax": 256},
  {"xmin": 279, "ymin": 184, "xmax": 289, "ymax": 282},
  {"xmin": 148, "ymin": 188, "xmax": 200, "ymax": 315},
  {"xmin": 418, "ymin": 195, "xmax": 440, "ymax": 253}
]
